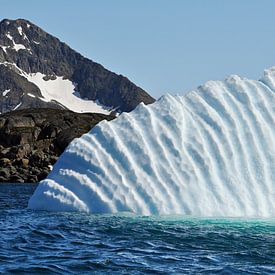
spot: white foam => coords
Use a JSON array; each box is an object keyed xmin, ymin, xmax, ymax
[{"xmin": 29, "ymin": 68, "xmax": 275, "ymax": 217}]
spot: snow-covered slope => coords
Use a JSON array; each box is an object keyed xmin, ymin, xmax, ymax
[
  {"xmin": 26, "ymin": 72, "xmax": 111, "ymax": 114},
  {"xmin": 0, "ymin": 62, "xmax": 111, "ymax": 114},
  {"xmin": 0, "ymin": 18, "xmax": 155, "ymax": 114},
  {"xmin": 28, "ymin": 68, "xmax": 275, "ymax": 217}
]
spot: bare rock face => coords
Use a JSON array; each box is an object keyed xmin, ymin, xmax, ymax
[
  {"xmin": 0, "ymin": 18, "xmax": 155, "ymax": 114},
  {"xmin": 0, "ymin": 18, "xmax": 155, "ymax": 183},
  {"xmin": 0, "ymin": 108, "xmax": 115, "ymax": 183}
]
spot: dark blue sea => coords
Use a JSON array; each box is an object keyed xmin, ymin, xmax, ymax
[{"xmin": 0, "ymin": 183, "xmax": 274, "ymax": 274}]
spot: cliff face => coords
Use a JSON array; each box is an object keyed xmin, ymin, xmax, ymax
[
  {"xmin": 0, "ymin": 108, "xmax": 115, "ymax": 183},
  {"xmin": 0, "ymin": 18, "xmax": 155, "ymax": 114}
]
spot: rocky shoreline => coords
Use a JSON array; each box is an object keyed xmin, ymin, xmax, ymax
[{"xmin": 0, "ymin": 108, "xmax": 115, "ymax": 183}]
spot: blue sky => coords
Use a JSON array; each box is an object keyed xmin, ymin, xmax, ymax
[{"xmin": 2, "ymin": 0, "xmax": 275, "ymax": 99}]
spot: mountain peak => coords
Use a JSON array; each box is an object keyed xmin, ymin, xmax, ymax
[
  {"xmin": 0, "ymin": 18, "xmax": 35, "ymax": 34},
  {"xmin": 0, "ymin": 19, "xmax": 154, "ymax": 114},
  {"xmin": 1, "ymin": 18, "xmax": 30, "ymax": 24},
  {"xmin": 0, "ymin": 18, "xmax": 54, "ymax": 63}
]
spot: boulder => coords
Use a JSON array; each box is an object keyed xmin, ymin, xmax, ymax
[
  {"xmin": 0, "ymin": 158, "xmax": 11, "ymax": 166},
  {"xmin": 0, "ymin": 108, "xmax": 115, "ymax": 183}
]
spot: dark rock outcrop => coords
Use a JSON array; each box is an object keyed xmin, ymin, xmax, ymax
[
  {"xmin": 0, "ymin": 18, "xmax": 155, "ymax": 113},
  {"xmin": 0, "ymin": 108, "xmax": 115, "ymax": 183}
]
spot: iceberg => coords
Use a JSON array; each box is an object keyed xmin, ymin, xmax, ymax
[{"xmin": 28, "ymin": 68, "xmax": 275, "ymax": 217}]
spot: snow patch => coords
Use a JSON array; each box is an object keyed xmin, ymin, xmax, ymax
[
  {"xmin": 0, "ymin": 62, "xmax": 112, "ymax": 114},
  {"xmin": 6, "ymin": 33, "xmax": 27, "ymax": 52},
  {"xmin": 0, "ymin": 45, "xmax": 8, "ymax": 53},
  {"xmin": 6, "ymin": 33, "xmax": 13, "ymax": 41},
  {"xmin": 26, "ymin": 73, "xmax": 111, "ymax": 114},
  {"xmin": 23, "ymin": 33, "xmax": 29, "ymax": 41},
  {"xmin": 33, "ymin": 40, "xmax": 40, "ymax": 45},
  {"xmin": 17, "ymin": 26, "xmax": 23, "ymax": 36},
  {"xmin": 2, "ymin": 89, "xmax": 10, "ymax": 96},
  {"xmin": 17, "ymin": 26, "xmax": 30, "ymax": 41},
  {"xmin": 13, "ymin": 102, "xmax": 22, "ymax": 110},
  {"xmin": 27, "ymin": 93, "xmax": 35, "ymax": 98},
  {"xmin": 13, "ymin": 43, "xmax": 26, "ymax": 51},
  {"xmin": 0, "ymin": 61, "xmax": 27, "ymax": 76}
]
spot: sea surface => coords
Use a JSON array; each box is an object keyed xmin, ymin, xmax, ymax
[{"xmin": 0, "ymin": 183, "xmax": 274, "ymax": 274}]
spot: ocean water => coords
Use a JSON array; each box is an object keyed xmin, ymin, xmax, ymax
[{"xmin": 0, "ymin": 184, "xmax": 274, "ymax": 274}]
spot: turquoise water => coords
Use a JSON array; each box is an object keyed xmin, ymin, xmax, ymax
[{"xmin": 0, "ymin": 184, "xmax": 274, "ymax": 274}]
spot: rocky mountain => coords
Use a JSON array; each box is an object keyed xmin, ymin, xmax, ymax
[
  {"xmin": 0, "ymin": 108, "xmax": 115, "ymax": 183},
  {"xmin": 0, "ymin": 18, "xmax": 155, "ymax": 114}
]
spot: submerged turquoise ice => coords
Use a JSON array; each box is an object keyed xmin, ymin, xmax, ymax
[{"xmin": 29, "ymin": 67, "xmax": 275, "ymax": 217}]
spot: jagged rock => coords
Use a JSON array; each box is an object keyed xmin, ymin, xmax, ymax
[
  {"xmin": 0, "ymin": 148, "xmax": 10, "ymax": 156},
  {"xmin": 37, "ymin": 169, "xmax": 50, "ymax": 181},
  {"xmin": 0, "ymin": 158, "xmax": 11, "ymax": 166},
  {"xmin": 0, "ymin": 167, "xmax": 10, "ymax": 178},
  {"xmin": 27, "ymin": 174, "xmax": 38, "ymax": 183},
  {"xmin": 21, "ymin": 158, "xmax": 29, "ymax": 167},
  {"xmin": 9, "ymin": 174, "xmax": 24, "ymax": 183}
]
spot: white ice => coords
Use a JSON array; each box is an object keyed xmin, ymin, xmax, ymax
[{"xmin": 29, "ymin": 67, "xmax": 275, "ymax": 218}]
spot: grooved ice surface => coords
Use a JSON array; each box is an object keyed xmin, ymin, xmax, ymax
[{"xmin": 29, "ymin": 68, "xmax": 275, "ymax": 217}]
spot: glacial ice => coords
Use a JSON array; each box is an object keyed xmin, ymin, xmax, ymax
[{"xmin": 28, "ymin": 68, "xmax": 275, "ymax": 217}]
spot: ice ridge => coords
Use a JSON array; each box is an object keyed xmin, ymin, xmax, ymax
[{"xmin": 28, "ymin": 69, "xmax": 275, "ymax": 217}]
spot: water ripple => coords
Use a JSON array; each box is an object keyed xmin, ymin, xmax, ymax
[{"xmin": 0, "ymin": 184, "xmax": 274, "ymax": 274}]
